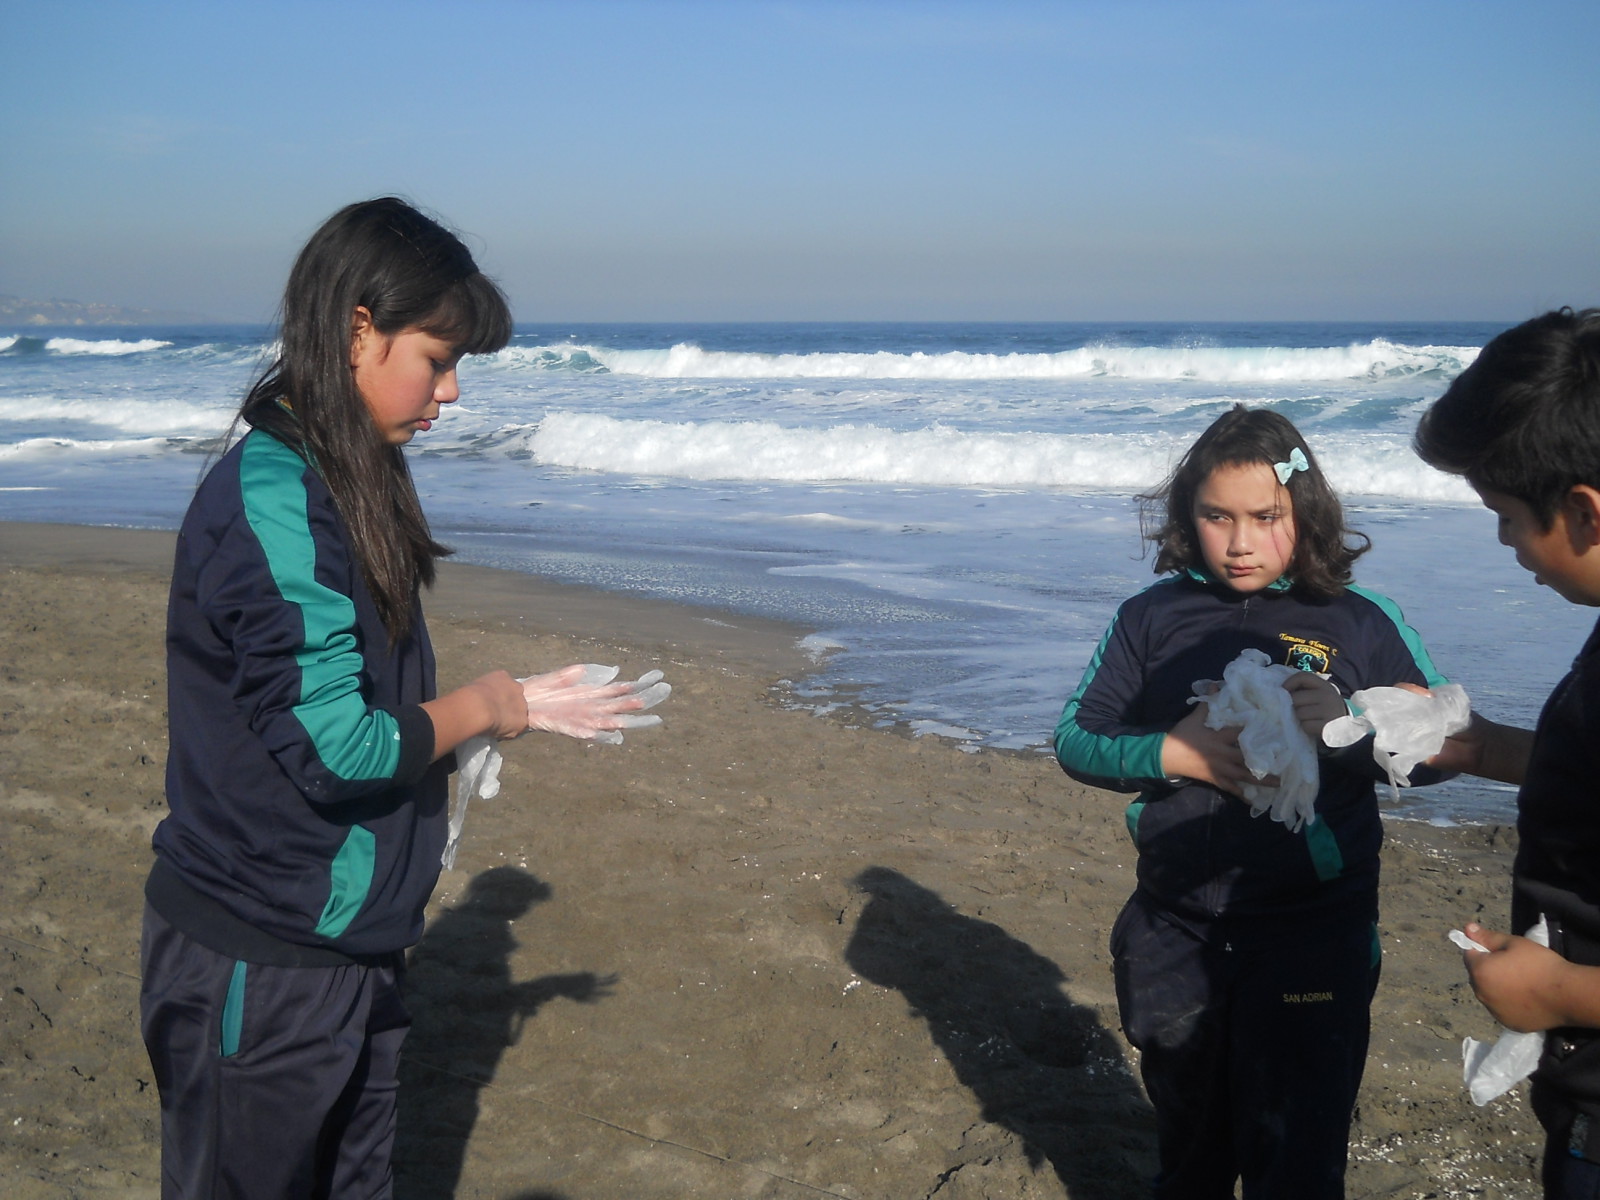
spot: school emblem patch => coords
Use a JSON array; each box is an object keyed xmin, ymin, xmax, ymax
[{"xmin": 1278, "ymin": 634, "xmax": 1334, "ymax": 674}]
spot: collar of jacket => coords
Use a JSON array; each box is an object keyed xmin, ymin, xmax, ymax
[{"xmin": 1183, "ymin": 566, "xmax": 1293, "ymax": 593}]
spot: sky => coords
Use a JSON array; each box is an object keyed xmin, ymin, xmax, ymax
[{"xmin": 1, "ymin": 0, "xmax": 1596, "ymax": 323}]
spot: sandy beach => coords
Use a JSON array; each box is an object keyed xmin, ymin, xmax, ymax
[{"xmin": 0, "ymin": 521, "xmax": 1546, "ymax": 1199}]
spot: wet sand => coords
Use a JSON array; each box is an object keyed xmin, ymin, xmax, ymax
[{"xmin": 0, "ymin": 522, "xmax": 1544, "ymax": 1198}]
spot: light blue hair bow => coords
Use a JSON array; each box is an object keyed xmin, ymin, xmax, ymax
[{"xmin": 1274, "ymin": 446, "xmax": 1309, "ymax": 485}]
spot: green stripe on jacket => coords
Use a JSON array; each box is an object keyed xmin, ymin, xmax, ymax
[
  {"xmin": 1346, "ymin": 583, "xmax": 1450, "ymax": 688},
  {"xmin": 239, "ymin": 433, "xmax": 404, "ymax": 783},
  {"xmin": 1054, "ymin": 609, "xmax": 1167, "ymax": 782}
]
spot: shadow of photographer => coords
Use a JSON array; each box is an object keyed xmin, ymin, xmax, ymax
[
  {"xmin": 394, "ymin": 865, "xmax": 615, "ymax": 1200},
  {"xmin": 844, "ymin": 866, "xmax": 1154, "ymax": 1199}
]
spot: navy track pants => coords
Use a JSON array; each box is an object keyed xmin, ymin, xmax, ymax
[
  {"xmin": 1112, "ymin": 891, "xmax": 1380, "ymax": 1200},
  {"xmin": 139, "ymin": 905, "xmax": 411, "ymax": 1199}
]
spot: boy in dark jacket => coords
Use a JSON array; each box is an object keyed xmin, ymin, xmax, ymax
[{"xmin": 1415, "ymin": 307, "xmax": 1600, "ymax": 1200}]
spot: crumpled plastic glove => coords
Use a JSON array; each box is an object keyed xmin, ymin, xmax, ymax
[
  {"xmin": 442, "ymin": 735, "xmax": 503, "ymax": 870},
  {"xmin": 1450, "ymin": 915, "xmax": 1549, "ymax": 1105},
  {"xmin": 520, "ymin": 664, "xmax": 672, "ymax": 745},
  {"xmin": 1191, "ymin": 648, "xmax": 1322, "ymax": 832},
  {"xmin": 1322, "ymin": 683, "xmax": 1471, "ymax": 801}
]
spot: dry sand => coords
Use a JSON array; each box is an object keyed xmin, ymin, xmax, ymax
[{"xmin": 0, "ymin": 522, "xmax": 1546, "ymax": 1198}]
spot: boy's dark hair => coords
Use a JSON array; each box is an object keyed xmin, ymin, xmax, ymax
[
  {"xmin": 1414, "ymin": 308, "xmax": 1600, "ymax": 529},
  {"xmin": 1141, "ymin": 404, "xmax": 1368, "ymax": 599},
  {"xmin": 239, "ymin": 197, "xmax": 513, "ymax": 641}
]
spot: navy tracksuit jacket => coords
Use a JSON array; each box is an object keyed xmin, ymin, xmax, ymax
[
  {"xmin": 1515, "ymin": 616, "xmax": 1600, "ymax": 1162},
  {"xmin": 153, "ymin": 428, "xmax": 449, "ymax": 961},
  {"xmin": 1056, "ymin": 570, "xmax": 1448, "ymax": 926}
]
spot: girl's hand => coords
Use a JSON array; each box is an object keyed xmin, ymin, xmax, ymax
[
  {"xmin": 521, "ymin": 664, "xmax": 671, "ymax": 743},
  {"xmin": 461, "ymin": 671, "xmax": 536, "ymax": 741},
  {"xmin": 1461, "ymin": 922, "xmax": 1572, "ymax": 1033},
  {"xmin": 1161, "ymin": 702, "xmax": 1253, "ymax": 796},
  {"xmin": 1281, "ymin": 672, "xmax": 1345, "ymax": 743},
  {"xmin": 424, "ymin": 670, "xmax": 535, "ymax": 760}
]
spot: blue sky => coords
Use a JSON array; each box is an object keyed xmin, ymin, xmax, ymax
[{"xmin": 2, "ymin": 0, "xmax": 1596, "ymax": 322}]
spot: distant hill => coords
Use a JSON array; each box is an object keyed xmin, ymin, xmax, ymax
[{"xmin": 0, "ymin": 294, "xmax": 194, "ymax": 326}]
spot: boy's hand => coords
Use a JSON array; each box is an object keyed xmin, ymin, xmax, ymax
[
  {"xmin": 1461, "ymin": 922, "xmax": 1571, "ymax": 1032},
  {"xmin": 1429, "ymin": 712, "xmax": 1494, "ymax": 776},
  {"xmin": 1395, "ymin": 683, "xmax": 1486, "ymax": 774},
  {"xmin": 1396, "ymin": 683, "xmax": 1533, "ymax": 783},
  {"xmin": 1161, "ymin": 701, "xmax": 1253, "ymax": 796},
  {"xmin": 1281, "ymin": 672, "xmax": 1345, "ymax": 743}
]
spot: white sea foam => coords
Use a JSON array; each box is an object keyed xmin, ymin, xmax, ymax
[
  {"xmin": 799, "ymin": 634, "xmax": 845, "ymax": 662},
  {"xmin": 44, "ymin": 337, "xmax": 173, "ymax": 356},
  {"xmin": 0, "ymin": 394, "xmax": 226, "ymax": 434},
  {"xmin": 501, "ymin": 339, "xmax": 1478, "ymax": 383},
  {"xmin": 0, "ymin": 337, "xmax": 17, "ymax": 353},
  {"xmin": 526, "ymin": 411, "xmax": 1478, "ymax": 500},
  {"xmin": 0, "ymin": 435, "xmax": 181, "ymax": 460},
  {"xmin": 529, "ymin": 411, "xmax": 1173, "ymax": 488},
  {"xmin": 1319, "ymin": 438, "xmax": 1477, "ymax": 502}
]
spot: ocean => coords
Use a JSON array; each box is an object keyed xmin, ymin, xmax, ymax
[{"xmin": 3, "ymin": 320, "xmax": 1588, "ymax": 825}]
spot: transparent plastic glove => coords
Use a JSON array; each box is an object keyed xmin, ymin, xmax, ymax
[
  {"xmin": 520, "ymin": 664, "xmax": 672, "ymax": 745},
  {"xmin": 1191, "ymin": 649, "xmax": 1322, "ymax": 832},
  {"xmin": 1323, "ymin": 683, "xmax": 1471, "ymax": 801},
  {"xmin": 442, "ymin": 735, "xmax": 503, "ymax": 870},
  {"xmin": 1451, "ymin": 916, "xmax": 1549, "ymax": 1105}
]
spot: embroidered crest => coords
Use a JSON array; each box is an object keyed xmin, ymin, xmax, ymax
[{"xmin": 1278, "ymin": 634, "xmax": 1334, "ymax": 674}]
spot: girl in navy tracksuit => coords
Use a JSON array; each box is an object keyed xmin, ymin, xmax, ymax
[
  {"xmin": 1055, "ymin": 406, "xmax": 1451, "ymax": 1200},
  {"xmin": 142, "ymin": 199, "xmax": 656, "ymax": 1198}
]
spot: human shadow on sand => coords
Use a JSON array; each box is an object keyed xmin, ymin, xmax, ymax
[
  {"xmin": 844, "ymin": 866, "xmax": 1155, "ymax": 1199},
  {"xmin": 394, "ymin": 866, "xmax": 615, "ymax": 1200}
]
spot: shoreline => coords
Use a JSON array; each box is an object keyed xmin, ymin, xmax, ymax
[
  {"xmin": 0, "ymin": 521, "xmax": 1544, "ymax": 1198},
  {"xmin": 0, "ymin": 520, "xmax": 818, "ymax": 681},
  {"xmin": 0, "ymin": 519, "xmax": 1529, "ymax": 827}
]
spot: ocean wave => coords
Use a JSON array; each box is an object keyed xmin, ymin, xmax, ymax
[
  {"xmin": 0, "ymin": 394, "xmax": 229, "ymax": 434},
  {"xmin": 0, "ymin": 434, "xmax": 188, "ymax": 460},
  {"xmin": 43, "ymin": 337, "xmax": 173, "ymax": 356},
  {"xmin": 496, "ymin": 339, "xmax": 1479, "ymax": 384},
  {"xmin": 524, "ymin": 412, "xmax": 1476, "ymax": 500},
  {"xmin": 494, "ymin": 345, "xmax": 612, "ymax": 374},
  {"xmin": 166, "ymin": 341, "xmax": 275, "ymax": 366}
]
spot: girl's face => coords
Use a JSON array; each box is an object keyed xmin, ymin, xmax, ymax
[
  {"xmin": 1191, "ymin": 461, "xmax": 1297, "ymax": 593},
  {"xmin": 350, "ymin": 310, "xmax": 463, "ymax": 446}
]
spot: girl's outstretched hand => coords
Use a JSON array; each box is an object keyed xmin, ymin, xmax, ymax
[
  {"xmin": 1161, "ymin": 701, "xmax": 1253, "ymax": 796},
  {"xmin": 521, "ymin": 664, "xmax": 671, "ymax": 744},
  {"xmin": 1281, "ymin": 672, "xmax": 1345, "ymax": 743}
]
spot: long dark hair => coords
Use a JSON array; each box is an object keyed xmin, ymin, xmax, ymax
[
  {"xmin": 240, "ymin": 198, "xmax": 512, "ymax": 640},
  {"xmin": 1140, "ymin": 405, "xmax": 1368, "ymax": 598}
]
